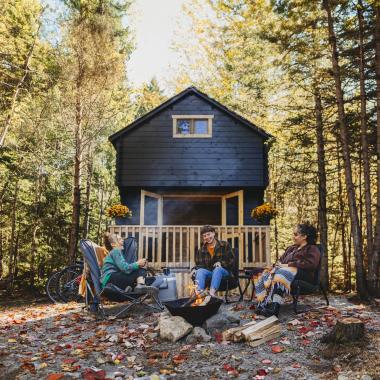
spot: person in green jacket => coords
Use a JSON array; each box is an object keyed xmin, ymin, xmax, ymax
[{"xmin": 100, "ymin": 234, "xmax": 156, "ymax": 294}]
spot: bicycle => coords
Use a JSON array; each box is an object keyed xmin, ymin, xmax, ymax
[{"xmin": 45, "ymin": 262, "xmax": 84, "ymax": 303}]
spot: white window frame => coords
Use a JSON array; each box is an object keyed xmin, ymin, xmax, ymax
[{"xmin": 172, "ymin": 115, "xmax": 214, "ymax": 138}]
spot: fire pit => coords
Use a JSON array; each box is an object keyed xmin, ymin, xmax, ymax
[{"xmin": 163, "ymin": 297, "xmax": 223, "ymax": 326}]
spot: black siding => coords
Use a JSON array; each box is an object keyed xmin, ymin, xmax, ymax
[{"xmin": 116, "ymin": 93, "xmax": 266, "ymax": 188}]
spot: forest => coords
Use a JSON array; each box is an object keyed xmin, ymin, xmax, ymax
[{"xmin": 1, "ymin": 0, "xmax": 380, "ymax": 300}]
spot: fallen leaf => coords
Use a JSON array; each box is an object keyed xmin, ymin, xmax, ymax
[
  {"xmin": 46, "ymin": 374, "xmax": 65, "ymax": 380},
  {"xmin": 257, "ymin": 368, "xmax": 268, "ymax": 376},
  {"xmin": 214, "ymin": 332, "xmax": 223, "ymax": 343},
  {"xmin": 172, "ymin": 354, "xmax": 187, "ymax": 365},
  {"xmin": 271, "ymin": 345, "xmax": 284, "ymax": 353},
  {"xmin": 20, "ymin": 362, "xmax": 36, "ymax": 374},
  {"xmin": 261, "ymin": 359, "xmax": 271, "ymax": 364},
  {"xmin": 223, "ymin": 364, "xmax": 239, "ymax": 377},
  {"xmin": 81, "ymin": 368, "xmax": 106, "ymax": 380},
  {"xmin": 292, "ymin": 363, "xmax": 301, "ymax": 368}
]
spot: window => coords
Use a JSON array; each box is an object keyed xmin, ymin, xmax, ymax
[{"xmin": 172, "ymin": 115, "xmax": 213, "ymax": 138}]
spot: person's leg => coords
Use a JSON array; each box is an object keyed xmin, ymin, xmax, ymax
[
  {"xmin": 210, "ymin": 267, "xmax": 230, "ymax": 296},
  {"xmin": 195, "ymin": 268, "xmax": 212, "ymax": 291},
  {"xmin": 108, "ymin": 272, "xmax": 134, "ymax": 290}
]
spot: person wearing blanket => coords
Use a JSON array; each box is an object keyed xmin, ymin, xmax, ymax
[{"xmin": 254, "ymin": 222, "xmax": 320, "ymax": 317}]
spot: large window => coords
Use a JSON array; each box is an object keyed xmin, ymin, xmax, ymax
[{"xmin": 172, "ymin": 115, "xmax": 213, "ymax": 138}]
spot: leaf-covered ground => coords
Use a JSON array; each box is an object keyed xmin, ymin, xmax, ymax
[{"xmin": 0, "ymin": 295, "xmax": 379, "ymax": 380}]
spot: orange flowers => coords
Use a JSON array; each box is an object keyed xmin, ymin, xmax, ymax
[
  {"xmin": 251, "ymin": 203, "xmax": 278, "ymax": 221},
  {"xmin": 105, "ymin": 204, "xmax": 132, "ymax": 218}
]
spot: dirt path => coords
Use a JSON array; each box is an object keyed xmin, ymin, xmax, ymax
[{"xmin": 0, "ymin": 295, "xmax": 379, "ymax": 380}]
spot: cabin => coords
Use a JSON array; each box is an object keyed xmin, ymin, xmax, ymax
[{"xmin": 109, "ymin": 86, "xmax": 272, "ymax": 271}]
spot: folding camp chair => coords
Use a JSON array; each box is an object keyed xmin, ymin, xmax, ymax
[
  {"xmin": 192, "ymin": 248, "xmax": 243, "ymax": 303},
  {"xmin": 290, "ymin": 244, "xmax": 329, "ymax": 313},
  {"xmin": 79, "ymin": 238, "xmax": 163, "ymax": 318}
]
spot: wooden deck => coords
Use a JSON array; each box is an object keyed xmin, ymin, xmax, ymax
[{"xmin": 109, "ymin": 225, "xmax": 271, "ymax": 270}]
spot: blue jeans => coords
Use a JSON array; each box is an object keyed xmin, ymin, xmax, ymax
[{"xmin": 195, "ymin": 267, "xmax": 230, "ymax": 291}]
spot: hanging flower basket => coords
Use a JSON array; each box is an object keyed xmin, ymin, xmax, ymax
[
  {"xmin": 250, "ymin": 203, "xmax": 278, "ymax": 222},
  {"xmin": 105, "ymin": 204, "xmax": 132, "ymax": 223}
]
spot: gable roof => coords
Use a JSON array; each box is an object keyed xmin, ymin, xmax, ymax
[{"xmin": 109, "ymin": 86, "xmax": 272, "ymax": 145}]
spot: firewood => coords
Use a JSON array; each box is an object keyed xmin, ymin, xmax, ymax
[
  {"xmin": 246, "ymin": 324, "xmax": 281, "ymax": 342},
  {"xmin": 241, "ymin": 316, "xmax": 279, "ymax": 339},
  {"xmin": 248, "ymin": 330, "xmax": 281, "ymax": 347},
  {"xmin": 222, "ymin": 320, "xmax": 257, "ymax": 341},
  {"xmin": 321, "ymin": 317, "xmax": 365, "ymax": 344}
]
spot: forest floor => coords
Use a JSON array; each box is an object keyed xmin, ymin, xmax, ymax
[{"xmin": 0, "ymin": 294, "xmax": 379, "ymax": 380}]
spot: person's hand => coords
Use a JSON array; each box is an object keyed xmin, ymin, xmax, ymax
[
  {"xmin": 213, "ymin": 261, "xmax": 222, "ymax": 268},
  {"xmin": 137, "ymin": 258, "xmax": 147, "ymax": 268}
]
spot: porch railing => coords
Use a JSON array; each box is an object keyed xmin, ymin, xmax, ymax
[{"xmin": 109, "ymin": 225, "xmax": 271, "ymax": 270}]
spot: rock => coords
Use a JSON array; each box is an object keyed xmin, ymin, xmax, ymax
[
  {"xmin": 361, "ymin": 375, "xmax": 372, "ymax": 380},
  {"xmin": 186, "ymin": 327, "xmax": 212, "ymax": 344},
  {"xmin": 159, "ymin": 314, "xmax": 193, "ymax": 342},
  {"xmin": 203, "ymin": 311, "xmax": 240, "ymax": 333},
  {"xmin": 337, "ymin": 376, "xmax": 350, "ymax": 380}
]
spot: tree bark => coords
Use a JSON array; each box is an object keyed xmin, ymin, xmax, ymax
[
  {"xmin": 67, "ymin": 70, "xmax": 83, "ymax": 264},
  {"xmin": 314, "ymin": 88, "xmax": 328, "ymax": 289},
  {"xmin": 321, "ymin": 317, "xmax": 365, "ymax": 343},
  {"xmin": 82, "ymin": 149, "xmax": 94, "ymax": 239},
  {"xmin": 370, "ymin": 5, "xmax": 380, "ymax": 296},
  {"xmin": 323, "ymin": 0, "xmax": 368, "ymax": 298},
  {"xmin": 358, "ymin": 0, "xmax": 374, "ymax": 279}
]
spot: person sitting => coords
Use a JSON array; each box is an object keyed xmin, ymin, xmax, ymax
[
  {"xmin": 79, "ymin": 232, "xmax": 112, "ymax": 298},
  {"xmin": 192, "ymin": 225, "xmax": 235, "ymax": 298},
  {"xmin": 254, "ymin": 222, "xmax": 320, "ymax": 317},
  {"xmin": 100, "ymin": 234, "xmax": 157, "ymax": 294}
]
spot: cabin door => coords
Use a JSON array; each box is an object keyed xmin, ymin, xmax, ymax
[
  {"xmin": 221, "ymin": 190, "xmax": 243, "ymax": 226},
  {"xmin": 140, "ymin": 190, "xmax": 163, "ymax": 225}
]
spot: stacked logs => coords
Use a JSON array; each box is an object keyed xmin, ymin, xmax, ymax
[{"xmin": 223, "ymin": 316, "xmax": 280, "ymax": 347}]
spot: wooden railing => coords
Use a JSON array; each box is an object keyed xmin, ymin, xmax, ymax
[{"xmin": 109, "ymin": 225, "xmax": 271, "ymax": 270}]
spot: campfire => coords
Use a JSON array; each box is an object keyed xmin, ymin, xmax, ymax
[{"xmin": 162, "ymin": 283, "xmax": 223, "ymax": 326}]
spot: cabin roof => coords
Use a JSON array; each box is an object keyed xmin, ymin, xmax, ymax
[{"xmin": 109, "ymin": 86, "xmax": 272, "ymax": 145}]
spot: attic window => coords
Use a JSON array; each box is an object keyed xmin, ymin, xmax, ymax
[{"xmin": 172, "ymin": 115, "xmax": 213, "ymax": 138}]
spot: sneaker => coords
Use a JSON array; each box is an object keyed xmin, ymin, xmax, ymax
[
  {"xmin": 199, "ymin": 295, "xmax": 212, "ymax": 306},
  {"xmin": 134, "ymin": 283, "xmax": 159, "ymax": 295}
]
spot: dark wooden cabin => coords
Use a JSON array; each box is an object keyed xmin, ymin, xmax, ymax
[{"xmin": 109, "ymin": 86, "xmax": 272, "ymax": 269}]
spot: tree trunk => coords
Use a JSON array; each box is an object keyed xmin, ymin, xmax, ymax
[
  {"xmin": 323, "ymin": 0, "xmax": 368, "ymax": 299},
  {"xmin": 321, "ymin": 317, "xmax": 365, "ymax": 343},
  {"xmin": 96, "ymin": 184, "xmax": 105, "ymax": 245},
  {"xmin": 82, "ymin": 150, "xmax": 93, "ymax": 239},
  {"xmin": 314, "ymin": 89, "xmax": 328, "ymax": 289},
  {"xmin": 67, "ymin": 84, "xmax": 83, "ymax": 264},
  {"xmin": 7, "ymin": 179, "xmax": 19, "ymax": 292},
  {"xmin": 358, "ymin": 0, "xmax": 374, "ymax": 278},
  {"xmin": 370, "ymin": 5, "xmax": 380, "ymax": 296}
]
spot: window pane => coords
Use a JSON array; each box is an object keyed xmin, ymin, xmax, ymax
[
  {"xmin": 194, "ymin": 119, "xmax": 208, "ymax": 134},
  {"xmin": 177, "ymin": 119, "xmax": 191, "ymax": 134}
]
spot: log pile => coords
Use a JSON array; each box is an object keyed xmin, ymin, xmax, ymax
[{"xmin": 223, "ymin": 316, "xmax": 281, "ymax": 347}]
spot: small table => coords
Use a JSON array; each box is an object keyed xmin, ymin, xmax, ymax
[{"xmin": 238, "ymin": 267, "xmax": 265, "ymax": 301}]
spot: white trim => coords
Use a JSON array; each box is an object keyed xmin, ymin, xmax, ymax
[
  {"xmin": 140, "ymin": 190, "xmax": 163, "ymax": 225},
  {"xmin": 172, "ymin": 115, "xmax": 213, "ymax": 138},
  {"xmin": 221, "ymin": 190, "xmax": 244, "ymax": 225}
]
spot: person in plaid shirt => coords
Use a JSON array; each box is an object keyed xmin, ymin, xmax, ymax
[{"xmin": 192, "ymin": 225, "xmax": 234, "ymax": 297}]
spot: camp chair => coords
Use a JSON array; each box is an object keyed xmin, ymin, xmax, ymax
[
  {"xmin": 192, "ymin": 248, "xmax": 243, "ymax": 303},
  {"xmin": 79, "ymin": 238, "xmax": 163, "ymax": 318},
  {"xmin": 290, "ymin": 244, "xmax": 329, "ymax": 314}
]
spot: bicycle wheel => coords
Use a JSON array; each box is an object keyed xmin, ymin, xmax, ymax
[
  {"xmin": 45, "ymin": 271, "xmax": 62, "ymax": 303},
  {"xmin": 56, "ymin": 265, "xmax": 84, "ymax": 303}
]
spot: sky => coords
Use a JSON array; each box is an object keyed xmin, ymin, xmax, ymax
[{"xmin": 127, "ymin": 0, "xmax": 188, "ymax": 90}]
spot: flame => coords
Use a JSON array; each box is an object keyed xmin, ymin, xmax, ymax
[{"xmin": 187, "ymin": 283, "xmax": 206, "ymax": 306}]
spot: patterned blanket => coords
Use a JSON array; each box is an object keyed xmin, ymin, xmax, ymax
[{"xmin": 253, "ymin": 266, "xmax": 298, "ymax": 306}]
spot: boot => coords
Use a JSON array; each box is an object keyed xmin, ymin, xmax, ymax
[{"xmin": 262, "ymin": 302, "xmax": 280, "ymax": 318}]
